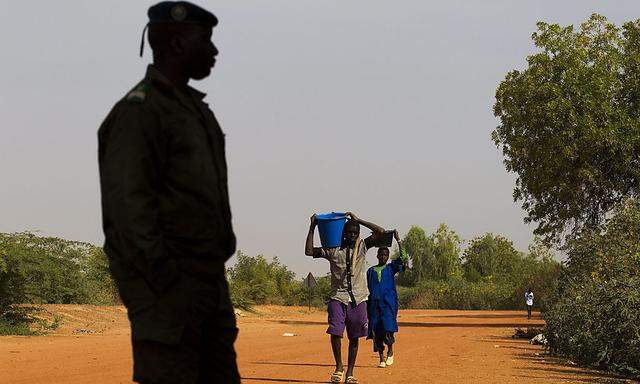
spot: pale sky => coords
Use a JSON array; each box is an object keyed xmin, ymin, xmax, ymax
[{"xmin": 1, "ymin": 1, "xmax": 638, "ymax": 277}]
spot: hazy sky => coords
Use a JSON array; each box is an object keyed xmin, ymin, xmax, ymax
[{"xmin": 1, "ymin": 1, "xmax": 638, "ymax": 277}]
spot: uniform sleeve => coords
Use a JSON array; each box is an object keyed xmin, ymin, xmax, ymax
[{"xmin": 98, "ymin": 103, "xmax": 177, "ymax": 292}]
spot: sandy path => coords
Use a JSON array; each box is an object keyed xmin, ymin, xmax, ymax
[{"xmin": 0, "ymin": 305, "xmax": 631, "ymax": 384}]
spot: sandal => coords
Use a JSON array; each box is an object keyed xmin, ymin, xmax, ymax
[
  {"xmin": 330, "ymin": 370, "xmax": 344, "ymax": 383},
  {"xmin": 345, "ymin": 376, "xmax": 359, "ymax": 384},
  {"xmin": 378, "ymin": 361, "xmax": 387, "ymax": 368}
]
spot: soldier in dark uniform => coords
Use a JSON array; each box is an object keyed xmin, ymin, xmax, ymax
[{"xmin": 97, "ymin": 2, "xmax": 240, "ymax": 383}]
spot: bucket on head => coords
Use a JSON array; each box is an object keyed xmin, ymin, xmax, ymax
[{"xmin": 316, "ymin": 212, "xmax": 347, "ymax": 248}]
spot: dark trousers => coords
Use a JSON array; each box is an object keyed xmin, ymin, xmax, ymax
[
  {"xmin": 526, "ymin": 305, "xmax": 532, "ymax": 319},
  {"xmin": 116, "ymin": 271, "xmax": 240, "ymax": 384},
  {"xmin": 133, "ymin": 319, "xmax": 240, "ymax": 384}
]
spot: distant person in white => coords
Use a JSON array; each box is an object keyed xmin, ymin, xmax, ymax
[{"xmin": 525, "ymin": 288, "xmax": 534, "ymax": 319}]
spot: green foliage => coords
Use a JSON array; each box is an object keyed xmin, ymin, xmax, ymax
[
  {"xmin": 397, "ymin": 278, "xmax": 512, "ymax": 310},
  {"xmin": 0, "ymin": 306, "xmax": 60, "ymax": 336},
  {"xmin": 493, "ymin": 14, "xmax": 640, "ymax": 243},
  {"xmin": 397, "ymin": 227, "xmax": 560, "ymax": 311},
  {"xmin": 227, "ymin": 252, "xmax": 303, "ymax": 308},
  {"xmin": 0, "ymin": 232, "xmax": 119, "ymax": 307},
  {"xmin": 397, "ymin": 226, "xmax": 435, "ymax": 285},
  {"xmin": 463, "ymin": 234, "xmax": 522, "ymax": 279},
  {"xmin": 0, "ymin": 307, "xmax": 39, "ymax": 336},
  {"xmin": 398, "ymin": 224, "xmax": 462, "ymax": 285},
  {"xmin": 0, "ymin": 232, "xmax": 119, "ymax": 333},
  {"xmin": 492, "ymin": 14, "xmax": 640, "ymax": 376},
  {"xmin": 226, "ymin": 251, "xmax": 334, "ymax": 310},
  {"xmin": 300, "ymin": 274, "xmax": 333, "ymax": 308},
  {"xmin": 545, "ymin": 200, "xmax": 640, "ymax": 376},
  {"xmin": 432, "ymin": 224, "xmax": 462, "ymax": 280}
]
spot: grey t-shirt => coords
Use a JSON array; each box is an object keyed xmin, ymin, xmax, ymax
[{"xmin": 315, "ymin": 239, "xmax": 369, "ymax": 305}]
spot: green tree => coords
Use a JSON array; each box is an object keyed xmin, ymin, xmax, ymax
[
  {"xmin": 226, "ymin": 252, "xmax": 301, "ymax": 307},
  {"xmin": 463, "ymin": 233, "xmax": 521, "ymax": 279},
  {"xmin": 431, "ymin": 224, "xmax": 462, "ymax": 280},
  {"xmin": 396, "ymin": 224, "xmax": 462, "ymax": 284},
  {"xmin": 396, "ymin": 226, "xmax": 435, "ymax": 285},
  {"xmin": 493, "ymin": 14, "xmax": 640, "ymax": 243}
]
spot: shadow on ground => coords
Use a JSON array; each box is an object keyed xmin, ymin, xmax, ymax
[
  {"xmin": 270, "ymin": 319, "xmax": 542, "ymax": 328},
  {"xmin": 419, "ymin": 313, "xmax": 541, "ymax": 320},
  {"xmin": 251, "ymin": 361, "xmax": 368, "ymax": 369},
  {"xmin": 242, "ymin": 378, "xmax": 326, "ymax": 383},
  {"xmin": 514, "ymin": 351, "xmax": 633, "ymax": 383}
]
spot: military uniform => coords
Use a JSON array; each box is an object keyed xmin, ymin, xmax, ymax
[{"xmin": 98, "ymin": 35, "xmax": 239, "ymax": 384}]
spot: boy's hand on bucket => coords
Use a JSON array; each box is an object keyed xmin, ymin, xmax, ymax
[
  {"xmin": 310, "ymin": 214, "xmax": 317, "ymax": 226},
  {"xmin": 346, "ymin": 211, "xmax": 358, "ymax": 221}
]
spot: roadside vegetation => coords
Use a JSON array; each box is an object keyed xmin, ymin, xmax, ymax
[
  {"xmin": 493, "ymin": 14, "xmax": 640, "ymax": 378},
  {"xmin": 0, "ymin": 228, "xmax": 557, "ymax": 333},
  {"xmin": 395, "ymin": 226, "xmax": 560, "ymax": 311},
  {"xmin": 0, "ymin": 232, "xmax": 118, "ymax": 334}
]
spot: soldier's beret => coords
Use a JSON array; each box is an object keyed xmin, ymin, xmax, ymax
[{"xmin": 147, "ymin": 1, "xmax": 218, "ymax": 27}]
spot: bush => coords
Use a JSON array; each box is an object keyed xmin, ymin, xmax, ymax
[
  {"xmin": 227, "ymin": 252, "xmax": 304, "ymax": 308},
  {"xmin": 227, "ymin": 251, "xmax": 334, "ymax": 310},
  {"xmin": 0, "ymin": 232, "xmax": 119, "ymax": 334},
  {"xmin": 0, "ymin": 232, "xmax": 119, "ymax": 308},
  {"xmin": 398, "ymin": 278, "xmax": 515, "ymax": 310},
  {"xmin": 545, "ymin": 201, "xmax": 640, "ymax": 377},
  {"xmin": 396, "ymin": 231, "xmax": 561, "ymax": 311}
]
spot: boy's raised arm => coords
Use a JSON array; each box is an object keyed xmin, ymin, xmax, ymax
[
  {"xmin": 347, "ymin": 212, "xmax": 385, "ymax": 248},
  {"xmin": 391, "ymin": 229, "xmax": 409, "ymax": 273},
  {"xmin": 305, "ymin": 214, "xmax": 324, "ymax": 258}
]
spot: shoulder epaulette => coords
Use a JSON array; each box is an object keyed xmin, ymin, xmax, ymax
[{"xmin": 126, "ymin": 83, "xmax": 150, "ymax": 103}]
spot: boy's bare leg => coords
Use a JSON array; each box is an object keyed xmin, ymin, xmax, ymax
[
  {"xmin": 330, "ymin": 335, "xmax": 343, "ymax": 372},
  {"xmin": 375, "ymin": 336, "xmax": 385, "ymax": 362},
  {"xmin": 346, "ymin": 338, "xmax": 359, "ymax": 377},
  {"xmin": 387, "ymin": 342, "xmax": 394, "ymax": 357}
]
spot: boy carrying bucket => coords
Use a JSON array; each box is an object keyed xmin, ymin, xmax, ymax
[
  {"xmin": 305, "ymin": 212, "xmax": 386, "ymax": 384},
  {"xmin": 366, "ymin": 230, "xmax": 408, "ymax": 368}
]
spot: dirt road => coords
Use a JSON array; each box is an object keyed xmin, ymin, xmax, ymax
[{"xmin": 0, "ymin": 305, "xmax": 631, "ymax": 384}]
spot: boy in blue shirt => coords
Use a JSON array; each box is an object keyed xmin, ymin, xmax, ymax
[{"xmin": 366, "ymin": 230, "xmax": 409, "ymax": 368}]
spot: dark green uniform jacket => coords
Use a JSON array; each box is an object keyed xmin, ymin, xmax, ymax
[{"xmin": 98, "ymin": 66, "xmax": 236, "ymax": 343}]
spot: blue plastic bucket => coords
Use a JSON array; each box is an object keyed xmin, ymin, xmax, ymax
[{"xmin": 316, "ymin": 212, "xmax": 347, "ymax": 248}]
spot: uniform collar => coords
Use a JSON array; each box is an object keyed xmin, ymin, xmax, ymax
[{"xmin": 145, "ymin": 65, "xmax": 207, "ymax": 101}]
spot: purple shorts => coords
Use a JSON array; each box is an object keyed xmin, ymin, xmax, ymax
[{"xmin": 326, "ymin": 299, "xmax": 368, "ymax": 339}]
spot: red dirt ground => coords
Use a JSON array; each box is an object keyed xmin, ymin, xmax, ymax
[{"xmin": 0, "ymin": 305, "xmax": 633, "ymax": 384}]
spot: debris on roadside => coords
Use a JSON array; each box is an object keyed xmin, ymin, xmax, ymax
[
  {"xmin": 72, "ymin": 329, "xmax": 96, "ymax": 334},
  {"xmin": 530, "ymin": 334, "xmax": 547, "ymax": 345},
  {"xmin": 512, "ymin": 327, "xmax": 545, "ymax": 339}
]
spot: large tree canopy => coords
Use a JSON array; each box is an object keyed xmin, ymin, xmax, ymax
[
  {"xmin": 462, "ymin": 233, "xmax": 521, "ymax": 279},
  {"xmin": 493, "ymin": 14, "xmax": 640, "ymax": 242}
]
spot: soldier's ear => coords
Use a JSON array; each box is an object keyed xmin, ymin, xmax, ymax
[{"xmin": 169, "ymin": 34, "xmax": 186, "ymax": 55}]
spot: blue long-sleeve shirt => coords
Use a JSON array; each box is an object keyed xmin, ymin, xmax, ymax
[{"xmin": 367, "ymin": 256, "xmax": 407, "ymax": 336}]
